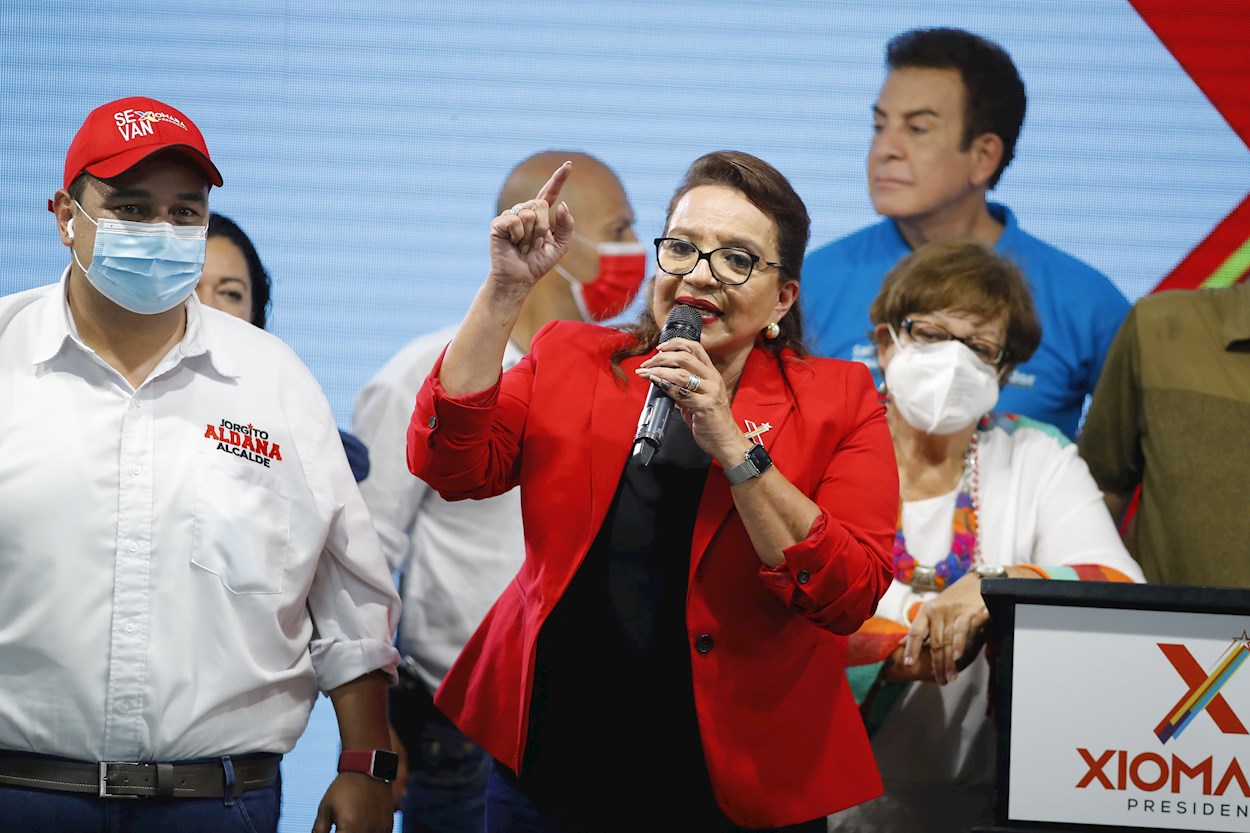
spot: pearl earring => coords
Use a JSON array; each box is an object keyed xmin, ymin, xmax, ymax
[{"xmin": 763, "ymin": 322, "xmax": 780, "ymax": 340}]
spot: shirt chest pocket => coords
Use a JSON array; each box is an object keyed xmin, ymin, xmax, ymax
[{"xmin": 191, "ymin": 449, "xmax": 291, "ymax": 594}]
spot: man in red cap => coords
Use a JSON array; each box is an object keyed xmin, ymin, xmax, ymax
[{"xmin": 0, "ymin": 97, "xmax": 401, "ymax": 833}]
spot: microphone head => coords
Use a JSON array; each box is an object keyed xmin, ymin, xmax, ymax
[{"xmin": 659, "ymin": 304, "xmax": 703, "ymax": 344}]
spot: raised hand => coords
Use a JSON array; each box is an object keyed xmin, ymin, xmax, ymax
[{"xmin": 488, "ymin": 161, "xmax": 575, "ymax": 290}]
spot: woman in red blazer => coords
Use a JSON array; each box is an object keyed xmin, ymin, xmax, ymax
[{"xmin": 407, "ymin": 151, "xmax": 898, "ymax": 832}]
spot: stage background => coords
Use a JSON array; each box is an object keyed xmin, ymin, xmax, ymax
[{"xmin": 2, "ymin": 2, "xmax": 1247, "ymax": 831}]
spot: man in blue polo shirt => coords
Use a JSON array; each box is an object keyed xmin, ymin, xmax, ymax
[{"xmin": 803, "ymin": 27, "xmax": 1128, "ymax": 439}]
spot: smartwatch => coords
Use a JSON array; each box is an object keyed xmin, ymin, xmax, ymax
[
  {"xmin": 338, "ymin": 749, "xmax": 400, "ymax": 782},
  {"xmin": 725, "ymin": 443, "xmax": 773, "ymax": 486}
]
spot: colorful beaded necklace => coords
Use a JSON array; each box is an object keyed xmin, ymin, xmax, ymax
[{"xmin": 892, "ymin": 433, "xmax": 980, "ymax": 592}]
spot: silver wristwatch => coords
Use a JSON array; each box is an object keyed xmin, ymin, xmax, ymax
[
  {"xmin": 725, "ymin": 444, "xmax": 773, "ymax": 486},
  {"xmin": 973, "ymin": 563, "xmax": 1008, "ymax": 579}
]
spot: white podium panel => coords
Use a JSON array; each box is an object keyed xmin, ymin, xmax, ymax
[{"xmin": 1008, "ymin": 604, "xmax": 1250, "ymax": 831}]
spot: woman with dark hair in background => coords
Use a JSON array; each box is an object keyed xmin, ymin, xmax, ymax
[
  {"xmin": 407, "ymin": 152, "xmax": 898, "ymax": 832},
  {"xmin": 198, "ymin": 212, "xmax": 272, "ymax": 328},
  {"xmin": 197, "ymin": 212, "xmax": 370, "ymax": 482}
]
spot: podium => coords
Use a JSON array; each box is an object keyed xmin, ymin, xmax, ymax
[{"xmin": 975, "ymin": 578, "xmax": 1250, "ymax": 833}]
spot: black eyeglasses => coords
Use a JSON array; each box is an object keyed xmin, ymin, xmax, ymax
[
  {"xmin": 653, "ymin": 237, "xmax": 782, "ymax": 286},
  {"xmin": 900, "ymin": 318, "xmax": 1009, "ymax": 367}
]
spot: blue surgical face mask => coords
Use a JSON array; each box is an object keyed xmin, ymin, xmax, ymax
[{"xmin": 70, "ymin": 200, "xmax": 207, "ymax": 315}]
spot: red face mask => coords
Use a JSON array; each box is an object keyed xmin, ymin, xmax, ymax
[{"xmin": 556, "ymin": 234, "xmax": 648, "ymax": 322}]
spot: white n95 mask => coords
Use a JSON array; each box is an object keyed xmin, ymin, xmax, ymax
[{"xmin": 884, "ymin": 327, "xmax": 1000, "ymax": 435}]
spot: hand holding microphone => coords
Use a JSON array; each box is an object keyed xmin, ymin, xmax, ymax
[{"xmin": 633, "ymin": 305, "xmax": 702, "ymax": 466}]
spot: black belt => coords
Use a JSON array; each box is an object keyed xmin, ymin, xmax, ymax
[{"xmin": 0, "ymin": 752, "xmax": 280, "ymax": 799}]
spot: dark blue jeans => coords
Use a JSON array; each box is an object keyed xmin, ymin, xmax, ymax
[
  {"xmin": 484, "ymin": 760, "xmax": 825, "ymax": 833},
  {"xmin": 0, "ymin": 761, "xmax": 281, "ymax": 833},
  {"xmin": 399, "ymin": 716, "xmax": 491, "ymax": 833}
]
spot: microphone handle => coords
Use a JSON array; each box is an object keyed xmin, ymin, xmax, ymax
[{"xmin": 632, "ymin": 383, "xmax": 674, "ymax": 466}]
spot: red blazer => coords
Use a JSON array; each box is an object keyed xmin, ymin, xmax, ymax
[{"xmin": 408, "ymin": 321, "xmax": 897, "ymax": 828}]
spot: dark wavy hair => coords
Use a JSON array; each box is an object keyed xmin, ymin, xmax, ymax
[
  {"xmin": 207, "ymin": 212, "xmax": 272, "ymax": 329},
  {"xmin": 886, "ymin": 27, "xmax": 1027, "ymax": 189},
  {"xmin": 612, "ymin": 151, "xmax": 810, "ymax": 371}
]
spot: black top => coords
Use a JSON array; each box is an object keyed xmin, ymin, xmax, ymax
[{"xmin": 522, "ymin": 412, "xmax": 740, "ymax": 831}]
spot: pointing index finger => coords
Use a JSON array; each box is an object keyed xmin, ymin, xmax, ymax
[{"xmin": 536, "ymin": 161, "xmax": 572, "ymax": 206}]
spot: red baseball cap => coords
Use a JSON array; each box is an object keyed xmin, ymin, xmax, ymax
[{"xmin": 63, "ymin": 96, "xmax": 223, "ymax": 190}]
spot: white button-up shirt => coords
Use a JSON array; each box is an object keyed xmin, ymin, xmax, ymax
[
  {"xmin": 353, "ymin": 325, "xmax": 524, "ymax": 694},
  {"xmin": 0, "ymin": 272, "xmax": 400, "ymax": 762}
]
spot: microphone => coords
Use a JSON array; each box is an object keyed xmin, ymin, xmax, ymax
[{"xmin": 632, "ymin": 305, "xmax": 703, "ymax": 467}]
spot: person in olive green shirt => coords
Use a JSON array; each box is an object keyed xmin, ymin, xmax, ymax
[{"xmin": 1078, "ymin": 282, "xmax": 1250, "ymax": 588}]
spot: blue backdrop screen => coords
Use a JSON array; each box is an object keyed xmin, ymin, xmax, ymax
[{"xmin": 3, "ymin": 3, "xmax": 1247, "ymax": 830}]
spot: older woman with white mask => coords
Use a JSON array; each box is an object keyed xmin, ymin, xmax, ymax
[{"xmin": 830, "ymin": 239, "xmax": 1144, "ymax": 833}]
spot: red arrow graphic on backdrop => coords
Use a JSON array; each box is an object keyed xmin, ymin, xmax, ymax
[{"xmin": 1131, "ymin": 1, "xmax": 1250, "ymax": 291}]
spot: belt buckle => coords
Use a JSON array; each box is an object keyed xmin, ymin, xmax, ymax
[{"xmin": 99, "ymin": 761, "xmax": 144, "ymax": 799}]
